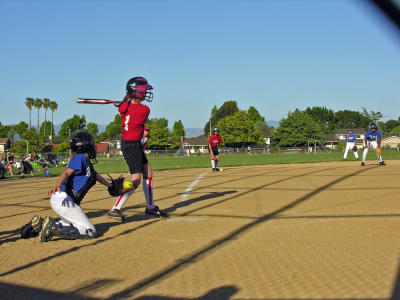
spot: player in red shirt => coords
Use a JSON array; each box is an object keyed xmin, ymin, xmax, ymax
[
  {"xmin": 208, "ymin": 127, "xmax": 222, "ymax": 171},
  {"xmin": 106, "ymin": 77, "xmax": 166, "ymax": 220}
]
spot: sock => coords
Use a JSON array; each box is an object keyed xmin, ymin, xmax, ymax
[
  {"xmin": 211, "ymin": 160, "xmax": 216, "ymax": 168},
  {"xmin": 112, "ymin": 188, "xmax": 135, "ymax": 210},
  {"xmin": 143, "ymin": 177, "xmax": 154, "ymax": 209},
  {"xmin": 378, "ymin": 155, "xmax": 382, "ymax": 162},
  {"xmin": 362, "ymin": 148, "xmax": 368, "ymax": 163},
  {"xmin": 354, "ymin": 151, "xmax": 359, "ymax": 159}
]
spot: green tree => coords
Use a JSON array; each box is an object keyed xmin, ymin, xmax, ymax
[
  {"xmin": 392, "ymin": 125, "xmax": 400, "ymax": 135},
  {"xmin": 52, "ymin": 141, "xmax": 70, "ymax": 153},
  {"xmin": 106, "ymin": 114, "xmax": 121, "ymax": 139},
  {"xmin": 334, "ymin": 110, "xmax": 371, "ymax": 129},
  {"xmin": 13, "ymin": 121, "xmax": 28, "ymax": 136},
  {"xmin": 86, "ymin": 122, "xmax": 99, "ymax": 137},
  {"xmin": 21, "ymin": 129, "xmax": 42, "ymax": 152},
  {"xmin": 0, "ymin": 122, "xmax": 11, "ymax": 138},
  {"xmin": 59, "ymin": 115, "xmax": 87, "ymax": 139},
  {"xmin": 146, "ymin": 123, "xmax": 171, "ymax": 150},
  {"xmin": 34, "ymin": 98, "xmax": 43, "ymax": 132},
  {"xmin": 362, "ymin": 107, "xmax": 382, "ymax": 124},
  {"xmin": 42, "ymin": 98, "xmax": 51, "ymax": 142},
  {"xmin": 39, "ymin": 121, "xmax": 54, "ymax": 140},
  {"xmin": 272, "ymin": 110, "xmax": 324, "ymax": 147},
  {"xmin": 25, "ymin": 97, "xmax": 35, "ymax": 129},
  {"xmin": 304, "ymin": 106, "xmax": 335, "ymax": 132},
  {"xmin": 217, "ymin": 111, "xmax": 264, "ymax": 147},
  {"xmin": 49, "ymin": 101, "xmax": 58, "ymax": 141},
  {"xmin": 384, "ymin": 119, "xmax": 400, "ymax": 134},
  {"xmin": 95, "ymin": 131, "xmax": 108, "ymax": 143},
  {"xmin": 247, "ymin": 106, "xmax": 266, "ymax": 124},
  {"xmin": 204, "ymin": 100, "xmax": 240, "ymax": 135},
  {"xmin": 171, "ymin": 120, "xmax": 185, "ymax": 147}
]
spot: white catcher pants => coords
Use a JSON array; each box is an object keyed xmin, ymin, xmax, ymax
[
  {"xmin": 50, "ymin": 192, "xmax": 96, "ymax": 236},
  {"xmin": 362, "ymin": 140, "xmax": 382, "ymax": 163},
  {"xmin": 343, "ymin": 142, "xmax": 358, "ymax": 159}
]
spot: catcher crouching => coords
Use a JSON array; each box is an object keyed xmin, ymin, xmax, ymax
[{"xmin": 25, "ymin": 131, "xmax": 122, "ymax": 242}]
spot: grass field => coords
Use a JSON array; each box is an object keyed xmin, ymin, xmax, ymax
[{"xmin": 9, "ymin": 150, "xmax": 400, "ymax": 179}]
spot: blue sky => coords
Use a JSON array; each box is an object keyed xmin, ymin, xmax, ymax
[{"xmin": 1, "ymin": 0, "xmax": 399, "ymax": 128}]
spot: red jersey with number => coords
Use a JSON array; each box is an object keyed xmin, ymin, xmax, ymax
[
  {"xmin": 119, "ymin": 102, "xmax": 150, "ymax": 141},
  {"xmin": 208, "ymin": 134, "xmax": 221, "ymax": 147}
]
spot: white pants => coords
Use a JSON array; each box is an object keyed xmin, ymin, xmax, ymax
[
  {"xmin": 362, "ymin": 140, "xmax": 382, "ymax": 163},
  {"xmin": 50, "ymin": 192, "xmax": 96, "ymax": 236},
  {"xmin": 343, "ymin": 142, "xmax": 358, "ymax": 159}
]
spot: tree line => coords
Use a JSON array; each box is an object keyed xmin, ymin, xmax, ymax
[
  {"xmin": 272, "ymin": 106, "xmax": 400, "ymax": 147},
  {"xmin": 1, "ymin": 99, "xmax": 399, "ymax": 153}
]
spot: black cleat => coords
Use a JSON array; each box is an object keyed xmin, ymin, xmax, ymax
[
  {"xmin": 39, "ymin": 216, "xmax": 56, "ymax": 242},
  {"xmin": 145, "ymin": 205, "xmax": 168, "ymax": 218},
  {"xmin": 212, "ymin": 168, "xmax": 216, "ymax": 171},
  {"xmin": 106, "ymin": 209, "xmax": 126, "ymax": 221},
  {"xmin": 379, "ymin": 161, "xmax": 386, "ymax": 166},
  {"xmin": 214, "ymin": 168, "xmax": 220, "ymax": 171},
  {"xmin": 361, "ymin": 162, "xmax": 365, "ymax": 167}
]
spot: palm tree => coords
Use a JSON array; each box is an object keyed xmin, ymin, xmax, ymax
[
  {"xmin": 34, "ymin": 98, "xmax": 43, "ymax": 132},
  {"xmin": 25, "ymin": 97, "xmax": 35, "ymax": 129},
  {"xmin": 42, "ymin": 98, "xmax": 51, "ymax": 142},
  {"xmin": 50, "ymin": 101, "xmax": 58, "ymax": 142}
]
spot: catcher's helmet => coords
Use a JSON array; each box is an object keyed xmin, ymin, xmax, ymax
[
  {"xmin": 213, "ymin": 127, "xmax": 220, "ymax": 133},
  {"xmin": 370, "ymin": 124, "xmax": 377, "ymax": 129},
  {"xmin": 70, "ymin": 131, "xmax": 96, "ymax": 159},
  {"xmin": 126, "ymin": 77, "xmax": 153, "ymax": 102}
]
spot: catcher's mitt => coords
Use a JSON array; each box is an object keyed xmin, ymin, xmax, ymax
[
  {"xmin": 375, "ymin": 147, "xmax": 382, "ymax": 156},
  {"xmin": 352, "ymin": 145, "xmax": 358, "ymax": 152},
  {"xmin": 107, "ymin": 175, "xmax": 126, "ymax": 197}
]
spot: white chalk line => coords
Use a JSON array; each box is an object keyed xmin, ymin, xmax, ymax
[{"xmin": 179, "ymin": 171, "xmax": 209, "ymax": 205}]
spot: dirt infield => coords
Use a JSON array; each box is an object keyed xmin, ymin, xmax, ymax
[{"xmin": 1, "ymin": 161, "xmax": 400, "ymax": 299}]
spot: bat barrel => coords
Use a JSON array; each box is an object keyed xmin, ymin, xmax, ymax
[{"xmin": 76, "ymin": 98, "xmax": 121, "ymax": 104}]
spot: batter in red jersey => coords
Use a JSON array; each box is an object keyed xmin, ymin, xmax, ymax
[
  {"xmin": 209, "ymin": 127, "xmax": 222, "ymax": 171},
  {"xmin": 106, "ymin": 77, "xmax": 166, "ymax": 220}
]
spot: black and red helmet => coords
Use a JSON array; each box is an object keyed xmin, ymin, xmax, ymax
[
  {"xmin": 69, "ymin": 131, "xmax": 96, "ymax": 159},
  {"xmin": 126, "ymin": 77, "xmax": 153, "ymax": 102}
]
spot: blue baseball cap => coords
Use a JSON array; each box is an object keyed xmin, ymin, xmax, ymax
[
  {"xmin": 370, "ymin": 124, "xmax": 377, "ymax": 129},
  {"xmin": 348, "ymin": 128, "xmax": 353, "ymax": 132}
]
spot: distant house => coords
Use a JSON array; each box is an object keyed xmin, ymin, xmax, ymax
[
  {"xmin": 0, "ymin": 138, "xmax": 10, "ymax": 154},
  {"xmin": 324, "ymin": 129, "xmax": 365, "ymax": 149},
  {"xmin": 382, "ymin": 136, "xmax": 400, "ymax": 149},
  {"xmin": 95, "ymin": 142, "xmax": 110, "ymax": 154}
]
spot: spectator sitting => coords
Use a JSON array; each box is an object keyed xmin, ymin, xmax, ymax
[
  {"xmin": 31, "ymin": 151, "xmax": 49, "ymax": 169},
  {"xmin": 0, "ymin": 156, "xmax": 6, "ymax": 179},
  {"xmin": 45, "ymin": 152, "xmax": 65, "ymax": 167},
  {"xmin": 5, "ymin": 152, "xmax": 15, "ymax": 176}
]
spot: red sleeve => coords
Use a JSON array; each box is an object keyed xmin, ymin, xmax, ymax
[{"xmin": 208, "ymin": 135, "xmax": 213, "ymax": 144}]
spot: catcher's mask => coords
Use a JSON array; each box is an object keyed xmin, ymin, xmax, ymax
[
  {"xmin": 69, "ymin": 131, "xmax": 96, "ymax": 159},
  {"xmin": 126, "ymin": 77, "xmax": 153, "ymax": 102}
]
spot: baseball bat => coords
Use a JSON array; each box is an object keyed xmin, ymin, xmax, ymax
[{"xmin": 76, "ymin": 98, "xmax": 121, "ymax": 105}]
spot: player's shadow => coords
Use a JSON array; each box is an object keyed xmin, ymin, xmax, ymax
[
  {"xmin": 134, "ymin": 285, "xmax": 238, "ymax": 300},
  {"xmin": 163, "ymin": 190, "xmax": 237, "ymax": 214},
  {"xmin": 0, "ymin": 228, "xmax": 21, "ymax": 246},
  {"xmin": 94, "ymin": 213, "xmax": 159, "ymax": 237}
]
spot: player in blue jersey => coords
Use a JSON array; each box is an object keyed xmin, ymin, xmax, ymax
[
  {"xmin": 343, "ymin": 129, "xmax": 359, "ymax": 160},
  {"xmin": 361, "ymin": 124, "xmax": 385, "ymax": 166},
  {"xmin": 39, "ymin": 131, "xmax": 112, "ymax": 242}
]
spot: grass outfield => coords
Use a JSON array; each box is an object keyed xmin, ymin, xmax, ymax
[{"xmin": 12, "ymin": 151, "xmax": 400, "ymax": 179}]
